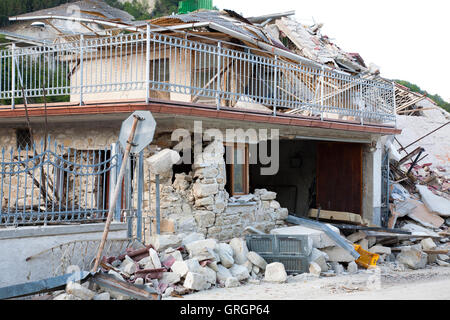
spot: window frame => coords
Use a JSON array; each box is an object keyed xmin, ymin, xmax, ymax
[{"xmin": 225, "ymin": 142, "xmax": 249, "ymax": 196}]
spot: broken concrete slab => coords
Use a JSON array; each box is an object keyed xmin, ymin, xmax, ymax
[
  {"xmin": 309, "ymin": 248, "xmax": 329, "ymax": 272},
  {"xmin": 216, "ymin": 264, "xmax": 233, "ymax": 283},
  {"xmin": 53, "ymin": 293, "xmax": 81, "ymax": 300},
  {"xmin": 225, "ymin": 277, "xmax": 240, "ymax": 288},
  {"xmin": 308, "ymin": 262, "xmax": 321, "ymax": 277},
  {"xmin": 346, "ymin": 231, "xmax": 366, "ymax": 243},
  {"xmin": 356, "ymin": 239, "xmax": 369, "ymax": 251},
  {"xmin": 183, "ymin": 272, "xmax": 206, "ymax": 291},
  {"xmin": 185, "ymin": 239, "xmax": 218, "ymax": 257},
  {"xmin": 396, "ymin": 247, "xmax": 428, "ymax": 270},
  {"xmin": 420, "ymin": 238, "xmax": 437, "ymax": 251},
  {"xmin": 264, "ymin": 262, "xmax": 287, "ymax": 283},
  {"xmin": 66, "ymin": 282, "xmax": 96, "ymax": 300},
  {"xmin": 93, "ymin": 292, "xmax": 111, "ymax": 300},
  {"xmin": 369, "ymin": 245, "xmax": 392, "ymax": 255},
  {"xmin": 322, "ymin": 246, "xmax": 356, "ymax": 263},
  {"xmin": 229, "ymin": 238, "xmax": 249, "ymax": 265},
  {"xmin": 270, "ymin": 225, "xmax": 339, "ymax": 249},
  {"xmin": 181, "ymin": 232, "xmax": 205, "ymax": 246},
  {"xmin": 149, "ymin": 248, "xmax": 162, "ymax": 269},
  {"xmin": 229, "ymin": 264, "xmax": 250, "ymax": 281},
  {"xmin": 161, "ymin": 272, "xmax": 181, "ymax": 286},
  {"xmin": 406, "ymin": 199, "xmax": 445, "ymax": 228},
  {"xmin": 247, "ymin": 251, "xmax": 267, "ymax": 270},
  {"xmin": 347, "ymin": 261, "xmax": 358, "ymax": 274},
  {"xmin": 215, "ymin": 243, "xmax": 234, "ymax": 268},
  {"xmin": 171, "ymin": 258, "xmax": 202, "ymax": 278},
  {"xmin": 416, "ymin": 185, "xmax": 450, "ymax": 217},
  {"xmin": 146, "ymin": 149, "xmax": 180, "ymax": 175},
  {"xmin": 308, "ymin": 208, "xmax": 364, "ymax": 225},
  {"xmin": 401, "ymin": 223, "xmax": 440, "ymax": 237},
  {"xmin": 436, "ymin": 259, "xmax": 450, "ymax": 267},
  {"xmin": 151, "ymin": 234, "xmax": 182, "ymax": 251}
]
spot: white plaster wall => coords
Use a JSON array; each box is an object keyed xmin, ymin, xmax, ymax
[{"xmin": 0, "ymin": 223, "xmax": 128, "ymax": 287}]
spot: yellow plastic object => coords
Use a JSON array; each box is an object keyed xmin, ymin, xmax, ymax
[{"xmin": 354, "ymin": 244, "xmax": 379, "ymax": 269}]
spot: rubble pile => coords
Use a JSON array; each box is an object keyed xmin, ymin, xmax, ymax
[{"xmin": 50, "ymin": 233, "xmax": 291, "ymax": 300}]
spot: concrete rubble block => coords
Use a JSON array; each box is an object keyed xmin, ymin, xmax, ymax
[
  {"xmin": 258, "ymin": 190, "xmax": 277, "ymax": 201},
  {"xmin": 420, "ymin": 238, "xmax": 437, "ymax": 251},
  {"xmin": 149, "ymin": 248, "xmax": 162, "ymax": 269},
  {"xmin": 428, "ymin": 254, "xmax": 438, "ymax": 264},
  {"xmin": 181, "ymin": 232, "xmax": 205, "ymax": 246},
  {"xmin": 183, "ymin": 272, "xmax": 207, "ymax": 291},
  {"xmin": 194, "ymin": 210, "xmax": 216, "ymax": 228},
  {"xmin": 436, "ymin": 259, "xmax": 450, "ymax": 267},
  {"xmin": 356, "ymin": 239, "xmax": 369, "ymax": 251},
  {"xmin": 369, "ymin": 245, "xmax": 392, "ymax": 255},
  {"xmin": 200, "ymin": 266, "xmax": 217, "ymax": 284},
  {"xmin": 93, "ymin": 292, "xmax": 111, "ymax": 301},
  {"xmin": 66, "ymin": 282, "xmax": 96, "ymax": 300},
  {"xmin": 367, "ymin": 237, "xmax": 377, "ymax": 248},
  {"xmin": 134, "ymin": 278, "xmax": 144, "ymax": 286},
  {"xmin": 161, "ymin": 272, "xmax": 181, "ymax": 286},
  {"xmin": 108, "ymin": 270, "xmax": 125, "ymax": 282},
  {"xmin": 438, "ymin": 254, "xmax": 449, "ymax": 261},
  {"xmin": 215, "ymin": 243, "xmax": 234, "ymax": 268},
  {"xmin": 216, "ymin": 264, "xmax": 233, "ymax": 283},
  {"xmin": 347, "ymin": 261, "xmax": 358, "ymax": 274},
  {"xmin": 243, "ymin": 260, "xmax": 253, "ymax": 273},
  {"xmin": 162, "ymin": 249, "xmax": 183, "ymax": 263},
  {"xmin": 270, "ymin": 225, "xmax": 339, "ymax": 249},
  {"xmin": 208, "ymin": 261, "xmax": 219, "ymax": 272},
  {"xmin": 347, "ymin": 231, "xmax": 367, "ymax": 243},
  {"xmin": 138, "ymin": 256, "xmax": 152, "ymax": 269},
  {"xmin": 146, "ymin": 149, "xmax": 180, "ymax": 175},
  {"xmin": 322, "ymin": 246, "xmax": 356, "ymax": 263},
  {"xmin": 416, "ymin": 185, "xmax": 450, "ymax": 217},
  {"xmin": 330, "ymin": 262, "xmax": 344, "ymax": 275},
  {"xmin": 264, "ymin": 262, "xmax": 287, "ymax": 283},
  {"xmin": 252, "ymin": 265, "xmax": 260, "ymax": 274},
  {"xmin": 247, "ymin": 251, "xmax": 268, "ymax": 270},
  {"xmin": 171, "ymin": 258, "xmax": 202, "ymax": 278},
  {"xmin": 193, "ymin": 183, "xmax": 219, "ymax": 198},
  {"xmin": 309, "ymin": 262, "xmax": 321, "ymax": 277},
  {"xmin": 120, "ymin": 255, "xmax": 137, "ymax": 275},
  {"xmin": 309, "ymin": 248, "xmax": 329, "ymax": 272},
  {"xmin": 230, "ymin": 264, "xmax": 250, "ymax": 281},
  {"xmin": 151, "ymin": 234, "xmax": 182, "ymax": 251},
  {"xmin": 225, "ymin": 277, "xmax": 240, "ymax": 288},
  {"xmin": 185, "ymin": 239, "xmax": 218, "ymax": 256},
  {"xmin": 229, "ymin": 238, "xmax": 249, "ymax": 265},
  {"xmin": 396, "ymin": 247, "xmax": 428, "ymax": 270},
  {"xmin": 190, "ymin": 247, "xmax": 218, "ymax": 261},
  {"xmin": 163, "ymin": 287, "xmax": 174, "ymax": 298},
  {"xmin": 53, "ymin": 293, "xmax": 81, "ymax": 300}
]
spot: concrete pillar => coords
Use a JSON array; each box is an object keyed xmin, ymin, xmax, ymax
[{"xmin": 362, "ymin": 138, "xmax": 382, "ymax": 226}]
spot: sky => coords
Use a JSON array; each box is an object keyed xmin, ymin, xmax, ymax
[{"xmin": 214, "ymin": 0, "xmax": 450, "ymax": 101}]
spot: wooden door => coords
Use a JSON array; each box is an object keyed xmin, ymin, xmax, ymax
[{"xmin": 316, "ymin": 142, "xmax": 363, "ymax": 216}]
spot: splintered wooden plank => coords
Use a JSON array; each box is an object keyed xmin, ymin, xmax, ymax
[{"xmin": 308, "ymin": 208, "xmax": 364, "ymax": 225}]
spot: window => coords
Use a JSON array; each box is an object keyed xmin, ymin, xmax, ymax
[
  {"xmin": 150, "ymin": 58, "xmax": 170, "ymax": 83},
  {"xmin": 225, "ymin": 143, "xmax": 249, "ymax": 196},
  {"xmin": 16, "ymin": 129, "xmax": 32, "ymax": 149}
]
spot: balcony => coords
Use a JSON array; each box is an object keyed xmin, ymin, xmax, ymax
[{"xmin": 0, "ymin": 27, "xmax": 396, "ymax": 125}]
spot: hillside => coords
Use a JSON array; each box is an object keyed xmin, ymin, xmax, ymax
[{"xmin": 396, "ymin": 80, "xmax": 450, "ymax": 113}]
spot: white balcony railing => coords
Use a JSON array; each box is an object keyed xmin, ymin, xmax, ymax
[{"xmin": 0, "ymin": 26, "xmax": 396, "ymax": 124}]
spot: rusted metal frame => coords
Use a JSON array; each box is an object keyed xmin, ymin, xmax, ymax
[
  {"xmin": 90, "ymin": 273, "xmax": 160, "ymax": 300},
  {"xmin": 398, "ymin": 121, "xmax": 450, "ymax": 153},
  {"xmin": 398, "ymin": 146, "xmax": 424, "ymax": 165}
]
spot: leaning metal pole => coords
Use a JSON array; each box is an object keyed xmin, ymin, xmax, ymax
[{"xmin": 92, "ymin": 115, "xmax": 142, "ymax": 272}]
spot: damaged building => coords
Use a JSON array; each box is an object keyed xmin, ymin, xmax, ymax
[{"xmin": 7, "ymin": 1, "xmax": 450, "ymax": 295}]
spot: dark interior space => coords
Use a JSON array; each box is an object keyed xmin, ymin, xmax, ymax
[{"xmin": 250, "ymin": 139, "xmax": 317, "ymax": 216}]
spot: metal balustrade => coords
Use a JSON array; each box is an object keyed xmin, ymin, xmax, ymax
[{"xmin": 0, "ymin": 26, "xmax": 396, "ymax": 123}]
